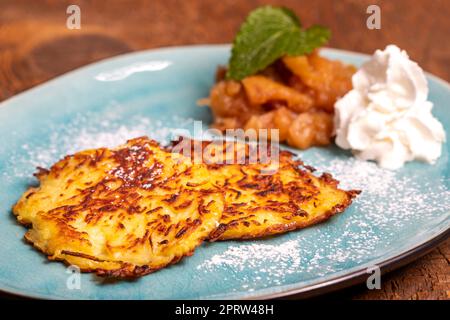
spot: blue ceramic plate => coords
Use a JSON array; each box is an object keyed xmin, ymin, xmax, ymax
[{"xmin": 0, "ymin": 45, "xmax": 448, "ymax": 300}]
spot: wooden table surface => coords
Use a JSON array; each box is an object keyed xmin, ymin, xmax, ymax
[{"xmin": 0, "ymin": 0, "xmax": 448, "ymax": 300}]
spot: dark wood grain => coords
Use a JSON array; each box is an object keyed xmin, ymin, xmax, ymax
[{"xmin": 0, "ymin": 0, "xmax": 448, "ymax": 300}]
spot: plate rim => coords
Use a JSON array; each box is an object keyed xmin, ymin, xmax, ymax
[
  {"xmin": 1, "ymin": 44, "xmax": 449, "ymax": 109},
  {"xmin": 0, "ymin": 44, "xmax": 449, "ymax": 300},
  {"xmin": 252, "ymin": 227, "xmax": 450, "ymax": 300}
]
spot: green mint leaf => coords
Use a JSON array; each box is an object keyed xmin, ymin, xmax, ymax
[
  {"xmin": 226, "ymin": 6, "xmax": 331, "ymax": 80},
  {"xmin": 226, "ymin": 6, "xmax": 303, "ymax": 80},
  {"xmin": 287, "ymin": 25, "xmax": 331, "ymax": 56}
]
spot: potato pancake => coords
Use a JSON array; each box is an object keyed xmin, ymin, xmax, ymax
[
  {"xmin": 169, "ymin": 138, "xmax": 359, "ymax": 241},
  {"xmin": 13, "ymin": 137, "xmax": 224, "ymax": 278}
]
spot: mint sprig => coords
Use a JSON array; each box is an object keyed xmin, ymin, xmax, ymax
[{"xmin": 226, "ymin": 6, "xmax": 330, "ymax": 80}]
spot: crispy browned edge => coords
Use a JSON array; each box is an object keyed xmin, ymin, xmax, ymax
[
  {"xmin": 21, "ymin": 232, "xmax": 200, "ymax": 278},
  {"xmin": 209, "ymin": 180, "xmax": 360, "ymax": 241}
]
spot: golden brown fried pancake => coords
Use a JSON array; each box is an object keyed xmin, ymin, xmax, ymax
[
  {"xmin": 169, "ymin": 138, "xmax": 359, "ymax": 241},
  {"xmin": 14, "ymin": 137, "xmax": 224, "ymax": 278}
]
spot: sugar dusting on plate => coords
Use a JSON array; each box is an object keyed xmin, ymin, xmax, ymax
[{"xmin": 5, "ymin": 111, "xmax": 195, "ymax": 180}]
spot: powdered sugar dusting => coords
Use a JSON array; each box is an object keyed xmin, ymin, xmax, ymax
[{"xmin": 204, "ymin": 240, "xmax": 301, "ymax": 281}]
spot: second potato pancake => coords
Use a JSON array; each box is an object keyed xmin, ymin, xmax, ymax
[{"xmin": 169, "ymin": 138, "xmax": 359, "ymax": 241}]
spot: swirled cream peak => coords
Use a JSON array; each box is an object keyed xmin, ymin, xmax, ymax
[{"xmin": 334, "ymin": 45, "xmax": 445, "ymax": 169}]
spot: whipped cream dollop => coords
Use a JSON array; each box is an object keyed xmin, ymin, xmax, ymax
[{"xmin": 334, "ymin": 45, "xmax": 446, "ymax": 169}]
